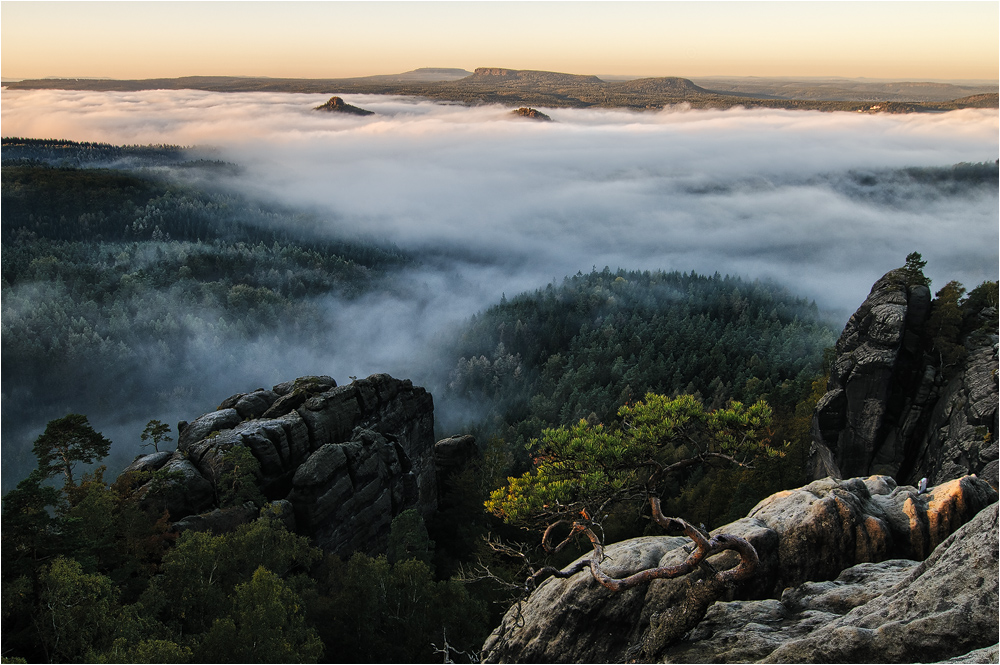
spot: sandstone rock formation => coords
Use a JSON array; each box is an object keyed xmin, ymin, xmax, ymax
[
  {"xmin": 510, "ymin": 107, "xmax": 552, "ymax": 121},
  {"xmin": 661, "ymin": 502, "xmax": 999, "ymax": 663},
  {"xmin": 481, "ymin": 475, "xmax": 997, "ymax": 663},
  {"xmin": 121, "ymin": 373, "xmax": 437, "ymax": 558},
  {"xmin": 811, "ymin": 267, "xmax": 998, "ymax": 488},
  {"xmin": 314, "ymin": 96, "xmax": 375, "ymax": 115}
]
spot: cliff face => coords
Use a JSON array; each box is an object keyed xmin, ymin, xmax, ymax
[
  {"xmin": 482, "ymin": 475, "xmax": 997, "ymax": 663},
  {"xmin": 810, "ymin": 268, "xmax": 998, "ymax": 488},
  {"xmin": 121, "ymin": 373, "xmax": 437, "ymax": 558}
]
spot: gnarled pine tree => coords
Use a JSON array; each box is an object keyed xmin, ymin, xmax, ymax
[{"xmin": 486, "ymin": 393, "xmax": 779, "ymax": 591}]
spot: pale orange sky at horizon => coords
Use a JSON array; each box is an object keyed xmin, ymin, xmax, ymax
[{"xmin": 1, "ymin": 1, "xmax": 997, "ymax": 82}]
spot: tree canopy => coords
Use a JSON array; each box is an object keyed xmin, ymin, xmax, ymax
[{"xmin": 31, "ymin": 414, "xmax": 111, "ymax": 486}]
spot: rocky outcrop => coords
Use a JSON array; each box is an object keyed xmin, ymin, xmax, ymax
[
  {"xmin": 660, "ymin": 502, "xmax": 998, "ymax": 662},
  {"xmin": 510, "ymin": 107, "xmax": 552, "ymax": 121},
  {"xmin": 482, "ymin": 475, "xmax": 996, "ymax": 663},
  {"xmin": 810, "ymin": 268, "xmax": 932, "ymax": 480},
  {"xmin": 314, "ymin": 96, "xmax": 375, "ymax": 115},
  {"xmin": 811, "ymin": 268, "xmax": 998, "ymax": 487},
  {"xmin": 123, "ymin": 373, "xmax": 437, "ymax": 558},
  {"xmin": 913, "ymin": 335, "xmax": 1000, "ymax": 488}
]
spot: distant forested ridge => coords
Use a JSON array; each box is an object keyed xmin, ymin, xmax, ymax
[
  {"xmin": 1, "ymin": 139, "xmax": 408, "ymax": 483},
  {"xmin": 6, "ymin": 69, "xmax": 997, "ymax": 112}
]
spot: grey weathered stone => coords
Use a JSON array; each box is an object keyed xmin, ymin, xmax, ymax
[
  {"xmin": 121, "ymin": 450, "xmax": 172, "ymax": 475},
  {"xmin": 234, "ymin": 389, "xmax": 279, "ymax": 419},
  {"xmin": 810, "ymin": 268, "xmax": 998, "ymax": 489},
  {"xmin": 287, "ymin": 428, "xmax": 423, "ymax": 557},
  {"xmin": 760, "ymin": 502, "xmax": 999, "ymax": 663},
  {"xmin": 177, "ymin": 408, "xmax": 241, "ymax": 451},
  {"xmin": 272, "ymin": 375, "xmax": 336, "ymax": 396},
  {"xmin": 660, "ymin": 559, "xmax": 919, "ymax": 663},
  {"xmin": 481, "ymin": 536, "xmax": 689, "ymax": 664},
  {"xmin": 482, "ymin": 476, "xmax": 997, "ymax": 663},
  {"xmin": 137, "ymin": 453, "xmax": 215, "ymax": 519},
  {"xmin": 914, "ymin": 340, "xmax": 1000, "ymax": 488},
  {"xmin": 119, "ymin": 373, "xmax": 438, "ymax": 560},
  {"xmin": 171, "ymin": 501, "xmax": 258, "ymax": 535}
]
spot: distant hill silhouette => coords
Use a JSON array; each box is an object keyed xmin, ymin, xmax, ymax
[{"xmin": 6, "ymin": 68, "xmax": 996, "ymax": 112}]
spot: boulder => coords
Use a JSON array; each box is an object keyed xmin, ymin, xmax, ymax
[
  {"xmin": 760, "ymin": 502, "xmax": 999, "ymax": 663},
  {"xmin": 661, "ymin": 559, "xmax": 919, "ymax": 663},
  {"xmin": 482, "ymin": 475, "xmax": 997, "ymax": 663},
  {"xmin": 120, "ymin": 450, "xmax": 172, "ymax": 475},
  {"xmin": 177, "ymin": 408, "xmax": 242, "ymax": 451},
  {"xmin": 481, "ymin": 536, "xmax": 689, "ymax": 664},
  {"xmin": 136, "ymin": 453, "xmax": 215, "ymax": 519},
  {"xmin": 233, "ymin": 389, "xmax": 279, "ymax": 419}
]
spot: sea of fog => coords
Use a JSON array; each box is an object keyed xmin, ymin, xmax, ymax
[{"xmin": 2, "ymin": 88, "xmax": 997, "ymax": 477}]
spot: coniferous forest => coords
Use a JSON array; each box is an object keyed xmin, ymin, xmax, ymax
[{"xmin": 2, "ymin": 139, "xmax": 996, "ymax": 663}]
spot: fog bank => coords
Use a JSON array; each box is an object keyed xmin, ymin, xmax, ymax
[{"xmin": 2, "ymin": 89, "xmax": 997, "ymax": 473}]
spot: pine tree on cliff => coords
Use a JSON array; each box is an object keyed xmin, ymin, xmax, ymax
[{"xmin": 486, "ymin": 393, "xmax": 778, "ymax": 592}]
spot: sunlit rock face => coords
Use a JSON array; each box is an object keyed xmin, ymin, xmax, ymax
[
  {"xmin": 482, "ymin": 475, "xmax": 997, "ymax": 663},
  {"xmin": 663, "ymin": 503, "xmax": 999, "ymax": 663},
  {"xmin": 121, "ymin": 373, "xmax": 437, "ymax": 557},
  {"xmin": 810, "ymin": 268, "xmax": 998, "ymax": 488}
]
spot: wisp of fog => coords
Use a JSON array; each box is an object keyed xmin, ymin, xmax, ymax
[{"xmin": 2, "ymin": 88, "xmax": 997, "ymax": 476}]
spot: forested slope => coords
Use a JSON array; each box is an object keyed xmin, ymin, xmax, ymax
[
  {"xmin": 1, "ymin": 139, "xmax": 408, "ymax": 484},
  {"xmin": 443, "ymin": 268, "xmax": 838, "ymax": 527}
]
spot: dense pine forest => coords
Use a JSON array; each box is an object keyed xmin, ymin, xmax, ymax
[
  {"xmin": 3, "ymin": 139, "xmax": 994, "ymax": 663},
  {"xmin": 2, "ymin": 139, "xmax": 409, "ymax": 483}
]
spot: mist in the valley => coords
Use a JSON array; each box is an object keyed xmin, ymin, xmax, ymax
[{"xmin": 2, "ymin": 88, "xmax": 997, "ymax": 484}]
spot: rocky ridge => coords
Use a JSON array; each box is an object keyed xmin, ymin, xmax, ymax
[
  {"xmin": 811, "ymin": 267, "xmax": 998, "ymax": 488},
  {"xmin": 482, "ymin": 474, "xmax": 997, "ymax": 663},
  {"xmin": 121, "ymin": 373, "xmax": 437, "ymax": 558}
]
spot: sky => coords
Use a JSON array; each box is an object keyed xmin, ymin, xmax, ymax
[{"xmin": 1, "ymin": 1, "xmax": 998, "ymax": 82}]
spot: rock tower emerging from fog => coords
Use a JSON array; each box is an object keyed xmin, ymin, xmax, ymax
[{"xmin": 810, "ymin": 266, "xmax": 998, "ymax": 488}]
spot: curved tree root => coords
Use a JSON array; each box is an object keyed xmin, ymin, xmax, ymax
[{"xmin": 532, "ymin": 496, "xmax": 758, "ymax": 592}]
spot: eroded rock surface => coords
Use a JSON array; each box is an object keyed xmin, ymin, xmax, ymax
[
  {"xmin": 811, "ymin": 268, "xmax": 998, "ymax": 488},
  {"xmin": 760, "ymin": 502, "xmax": 998, "ymax": 663},
  {"xmin": 123, "ymin": 373, "xmax": 437, "ymax": 557},
  {"xmin": 659, "ymin": 499, "xmax": 999, "ymax": 665},
  {"xmin": 482, "ymin": 475, "xmax": 997, "ymax": 663}
]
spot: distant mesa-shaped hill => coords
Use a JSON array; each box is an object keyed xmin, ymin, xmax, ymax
[
  {"xmin": 468, "ymin": 67, "xmax": 605, "ymax": 86},
  {"xmin": 608, "ymin": 76, "xmax": 710, "ymax": 95},
  {"xmin": 314, "ymin": 95, "xmax": 374, "ymax": 115}
]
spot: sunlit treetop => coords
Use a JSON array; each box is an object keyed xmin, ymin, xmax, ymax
[{"xmin": 486, "ymin": 393, "xmax": 779, "ymax": 528}]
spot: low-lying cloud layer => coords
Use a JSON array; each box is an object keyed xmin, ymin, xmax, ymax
[{"xmin": 2, "ymin": 88, "xmax": 997, "ymax": 474}]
